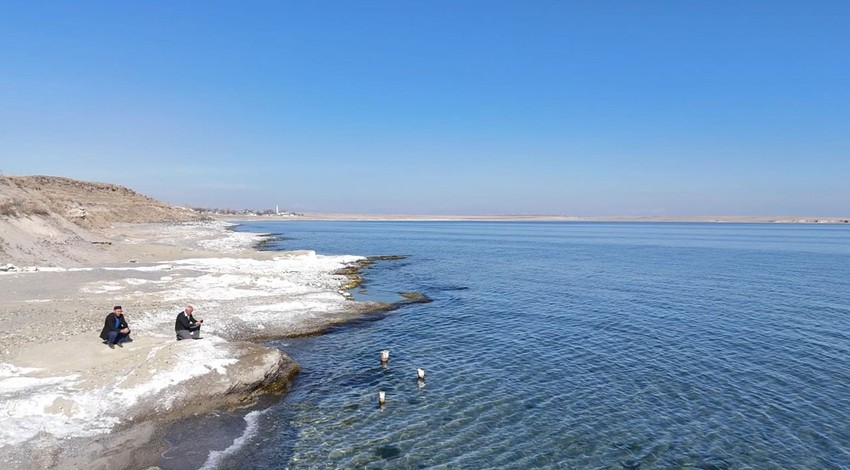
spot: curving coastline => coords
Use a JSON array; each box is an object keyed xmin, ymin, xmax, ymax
[{"xmin": 0, "ymin": 221, "xmax": 399, "ymax": 469}]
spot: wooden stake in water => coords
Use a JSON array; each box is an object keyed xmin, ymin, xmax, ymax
[
  {"xmin": 378, "ymin": 390, "xmax": 386, "ymax": 406},
  {"xmin": 380, "ymin": 350, "xmax": 390, "ymax": 364}
]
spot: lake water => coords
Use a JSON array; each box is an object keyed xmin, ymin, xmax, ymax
[{"xmin": 164, "ymin": 221, "xmax": 850, "ymax": 469}]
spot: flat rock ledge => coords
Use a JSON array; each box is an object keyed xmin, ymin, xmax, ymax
[{"xmin": 0, "ymin": 336, "xmax": 298, "ymax": 470}]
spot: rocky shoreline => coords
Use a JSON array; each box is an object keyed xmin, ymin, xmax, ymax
[{"xmin": 0, "ymin": 220, "xmax": 414, "ymax": 470}]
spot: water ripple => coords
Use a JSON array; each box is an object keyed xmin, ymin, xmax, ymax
[{"xmin": 212, "ymin": 222, "xmax": 850, "ymax": 470}]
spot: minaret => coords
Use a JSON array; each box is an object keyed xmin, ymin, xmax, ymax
[{"xmin": 276, "ymin": 204, "xmax": 279, "ymax": 215}]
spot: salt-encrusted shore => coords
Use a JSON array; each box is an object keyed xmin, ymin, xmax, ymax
[{"xmin": 0, "ymin": 221, "xmax": 379, "ymax": 470}]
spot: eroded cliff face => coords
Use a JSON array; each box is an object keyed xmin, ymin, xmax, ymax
[
  {"xmin": 0, "ymin": 175, "xmax": 204, "ymax": 266},
  {"xmin": 4, "ymin": 175, "xmax": 203, "ymax": 228}
]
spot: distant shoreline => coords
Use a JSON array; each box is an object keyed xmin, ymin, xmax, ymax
[{"xmin": 218, "ymin": 213, "xmax": 850, "ymax": 224}]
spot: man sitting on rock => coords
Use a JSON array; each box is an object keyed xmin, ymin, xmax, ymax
[
  {"xmin": 175, "ymin": 305, "xmax": 203, "ymax": 340},
  {"xmin": 100, "ymin": 305, "xmax": 131, "ymax": 348}
]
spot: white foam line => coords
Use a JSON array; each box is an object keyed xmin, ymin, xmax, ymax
[
  {"xmin": 102, "ymin": 265, "xmax": 175, "ymax": 272},
  {"xmin": 199, "ymin": 408, "xmax": 269, "ymax": 470},
  {"xmin": 0, "ymin": 363, "xmax": 41, "ymax": 377}
]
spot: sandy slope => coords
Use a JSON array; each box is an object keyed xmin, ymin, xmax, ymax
[{"xmin": 0, "ymin": 175, "xmax": 204, "ymax": 266}]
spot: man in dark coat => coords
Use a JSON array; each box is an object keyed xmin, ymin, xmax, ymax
[
  {"xmin": 175, "ymin": 305, "xmax": 203, "ymax": 340},
  {"xmin": 100, "ymin": 305, "xmax": 131, "ymax": 348}
]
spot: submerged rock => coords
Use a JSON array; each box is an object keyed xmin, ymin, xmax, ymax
[
  {"xmin": 367, "ymin": 255, "xmax": 407, "ymax": 261},
  {"xmin": 374, "ymin": 444, "xmax": 402, "ymax": 460}
]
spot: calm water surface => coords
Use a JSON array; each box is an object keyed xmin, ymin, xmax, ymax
[{"xmin": 168, "ymin": 222, "xmax": 850, "ymax": 469}]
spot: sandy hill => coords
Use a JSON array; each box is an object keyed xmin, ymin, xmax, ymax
[{"xmin": 0, "ymin": 175, "xmax": 204, "ymax": 266}]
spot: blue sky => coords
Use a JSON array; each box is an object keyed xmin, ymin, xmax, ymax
[{"xmin": 1, "ymin": 1, "xmax": 848, "ymax": 216}]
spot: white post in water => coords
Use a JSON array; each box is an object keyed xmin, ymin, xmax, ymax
[
  {"xmin": 378, "ymin": 391, "xmax": 386, "ymax": 406},
  {"xmin": 380, "ymin": 350, "xmax": 390, "ymax": 364},
  {"xmin": 417, "ymin": 368, "xmax": 425, "ymax": 381}
]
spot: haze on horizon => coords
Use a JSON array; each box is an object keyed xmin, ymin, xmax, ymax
[{"xmin": 1, "ymin": 2, "xmax": 848, "ymax": 217}]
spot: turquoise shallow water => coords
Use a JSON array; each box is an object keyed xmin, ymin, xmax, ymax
[{"xmin": 165, "ymin": 222, "xmax": 850, "ymax": 469}]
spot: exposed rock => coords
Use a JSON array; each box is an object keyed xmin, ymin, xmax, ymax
[
  {"xmin": 333, "ymin": 255, "xmax": 410, "ymax": 291},
  {"xmin": 399, "ymin": 291, "xmax": 432, "ymax": 303},
  {"xmin": 1, "ymin": 335, "xmax": 299, "ymax": 470}
]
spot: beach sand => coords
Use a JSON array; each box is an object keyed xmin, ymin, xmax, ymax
[{"xmin": 0, "ymin": 220, "xmax": 373, "ymax": 469}]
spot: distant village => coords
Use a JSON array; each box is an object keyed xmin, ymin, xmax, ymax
[{"xmin": 191, "ymin": 206, "xmax": 303, "ymax": 217}]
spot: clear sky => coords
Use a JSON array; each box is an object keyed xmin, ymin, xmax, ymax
[{"xmin": 1, "ymin": 1, "xmax": 848, "ymax": 216}]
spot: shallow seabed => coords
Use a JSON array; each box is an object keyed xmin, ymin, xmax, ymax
[{"xmin": 183, "ymin": 222, "xmax": 850, "ymax": 469}]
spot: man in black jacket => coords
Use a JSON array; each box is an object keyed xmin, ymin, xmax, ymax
[
  {"xmin": 100, "ymin": 305, "xmax": 131, "ymax": 348},
  {"xmin": 175, "ymin": 305, "xmax": 203, "ymax": 340}
]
